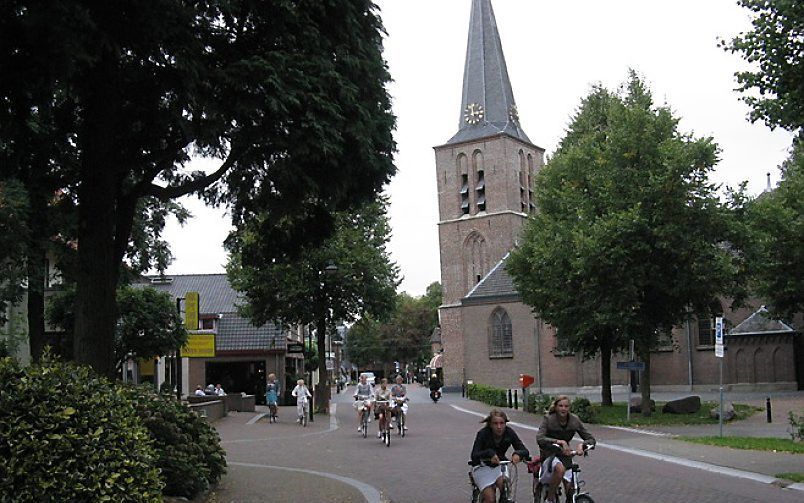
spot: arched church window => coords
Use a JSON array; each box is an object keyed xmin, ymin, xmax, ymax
[
  {"xmin": 488, "ymin": 308, "xmax": 513, "ymax": 358},
  {"xmin": 464, "ymin": 232, "xmax": 487, "ymax": 291}
]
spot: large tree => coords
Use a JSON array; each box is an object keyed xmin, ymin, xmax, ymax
[
  {"xmin": 722, "ymin": 0, "xmax": 804, "ymax": 132},
  {"xmin": 228, "ymin": 199, "xmax": 399, "ymax": 411},
  {"xmin": 745, "ymin": 140, "xmax": 804, "ymax": 320},
  {"xmin": 508, "ymin": 72, "xmax": 745, "ymax": 413},
  {"xmin": 0, "ymin": 1, "xmax": 396, "ymax": 376}
]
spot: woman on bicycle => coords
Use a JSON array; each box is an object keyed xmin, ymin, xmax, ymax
[
  {"xmin": 390, "ymin": 374, "xmax": 409, "ymax": 430},
  {"xmin": 374, "ymin": 378, "xmax": 392, "ymax": 439},
  {"xmin": 265, "ymin": 373, "xmax": 280, "ymax": 421},
  {"xmin": 290, "ymin": 378, "xmax": 312, "ymax": 424},
  {"xmin": 353, "ymin": 373, "xmax": 374, "ymax": 433},
  {"xmin": 470, "ymin": 409, "xmax": 529, "ymax": 503},
  {"xmin": 536, "ymin": 396, "xmax": 595, "ymax": 503}
]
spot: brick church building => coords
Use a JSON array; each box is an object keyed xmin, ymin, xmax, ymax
[{"xmin": 435, "ymin": 0, "xmax": 802, "ymax": 394}]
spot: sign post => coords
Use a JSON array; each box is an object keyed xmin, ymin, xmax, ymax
[
  {"xmin": 715, "ymin": 316, "xmax": 725, "ymax": 437},
  {"xmin": 616, "ymin": 357, "xmax": 645, "ymax": 422}
]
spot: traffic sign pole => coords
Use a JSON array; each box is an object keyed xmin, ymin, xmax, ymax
[{"xmin": 715, "ymin": 317, "xmax": 724, "ymax": 437}]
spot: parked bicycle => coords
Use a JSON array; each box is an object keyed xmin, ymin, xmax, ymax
[
  {"xmin": 470, "ymin": 460, "xmax": 519, "ymax": 503},
  {"xmin": 532, "ymin": 444, "xmax": 594, "ymax": 503}
]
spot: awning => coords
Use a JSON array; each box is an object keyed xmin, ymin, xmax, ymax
[{"xmin": 428, "ymin": 353, "xmax": 443, "ymax": 369}]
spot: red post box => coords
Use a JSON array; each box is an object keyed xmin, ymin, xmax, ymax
[{"xmin": 518, "ymin": 374, "xmax": 534, "ymax": 388}]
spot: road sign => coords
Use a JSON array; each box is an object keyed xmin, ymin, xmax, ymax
[
  {"xmin": 715, "ymin": 316, "xmax": 724, "ymax": 358},
  {"xmin": 287, "ymin": 343, "xmax": 304, "ymax": 353},
  {"xmin": 616, "ymin": 361, "xmax": 646, "ymax": 371}
]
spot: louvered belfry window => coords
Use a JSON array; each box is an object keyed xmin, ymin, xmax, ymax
[{"xmin": 489, "ymin": 308, "xmax": 513, "ymax": 358}]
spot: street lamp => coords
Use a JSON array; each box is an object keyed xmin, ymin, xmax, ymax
[{"xmin": 315, "ymin": 261, "xmax": 338, "ymax": 413}]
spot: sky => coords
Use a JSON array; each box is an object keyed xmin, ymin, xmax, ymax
[{"xmin": 159, "ymin": 0, "xmax": 795, "ymax": 297}]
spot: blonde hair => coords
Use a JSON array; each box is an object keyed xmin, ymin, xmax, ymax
[
  {"xmin": 548, "ymin": 395, "xmax": 571, "ymax": 414},
  {"xmin": 480, "ymin": 409, "xmax": 509, "ymax": 425},
  {"xmin": 297, "ymin": 379, "xmax": 305, "ymax": 386}
]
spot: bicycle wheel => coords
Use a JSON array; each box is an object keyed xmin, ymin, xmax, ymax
[
  {"xmin": 302, "ymin": 404, "xmax": 308, "ymax": 427},
  {"xmin": 399, "ymin": 413, "xmax": 405, "ymax": 437},
  {"xmin": 574, "ymin": 495, "xmax": 594, "ymax": 503},
  {"xmin": 533, "ymin": 481, "xmax": 548, "ymax": 503},
  {"xmin": 362, "ymin": 411, "xmax": 368, "ymax": 438},
  {"xmin": 384, "ymin": 427, "xmax": 391, "ymax": 447}
]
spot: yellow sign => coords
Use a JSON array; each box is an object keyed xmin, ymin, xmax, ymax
[
  {"xmin": 181, "ymin": 333, "xmax": 215, "ymax": 358},
  {"xmin": 184, "ymin": 291, "xmax": 199, "ymax": 330}
]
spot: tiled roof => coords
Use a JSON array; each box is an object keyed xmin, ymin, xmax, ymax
[
  {"xmin": 463, "ymin": 256, "xmax": 520, "ymax": 304},
  {"xmin": 140, "ymin": 274, "xmax": 241, "ymax": 314},
  {"xmin": 137, "ymin": 274, "xmax": 286, "ymax": 352},
  {"xmin": 729, "ymin": 306, "xmax": 795, "ymax": 336},
  {"xmin": 216, "ymin": 315, "xmax": 286, "ymax": 351}
]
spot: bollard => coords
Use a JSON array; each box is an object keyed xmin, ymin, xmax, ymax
[
  {"xmin": 514, "ymin": 389, "xmax": 518, "ymax": 410},
  {"xmin": 508, "ymin": 389, "xmax": 513, "ymax": 408},
  {"xmin": 309, "ymin": 390, "xmax": 314, "ymax": 423},
  {"xmin": 462, "ymin": 383, "xmax": 465, "ymax": 398},
  {"xmin": 766, "ymin": 396, "xmax": 772, "ymax": 423}
]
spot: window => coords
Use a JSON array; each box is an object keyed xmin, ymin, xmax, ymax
[
  {"xmin": 488, "ymin": 309, "xmax": 513, "ymax": 358},
  {"xmin": 697, "ymin": 317, "xmax": 715, "ymax": 346},
  {"xmin": 460, "ymin": 173, "xmax": 470, "ymax": 215},
  {"xmin": 201, "ymin": 318, "xmax": 215, "ymax": 330},
  {"xmin": 554, "ymin": 328, "xmax": 573, "ymax": 355},
  {"xmin": 476, "ymin": 170, "xmax": 486, "ymax": 212}
]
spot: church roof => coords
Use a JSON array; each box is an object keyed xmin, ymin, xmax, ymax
[
  {"xmin": 729, "ymin": 306, "xmax": 796, "ymax": 336},
  {"xmin": 447, "ymin": 0, "xmax": 531, "ymax": 146},
  {"xmin": 463, "ymin": 256, "xmax": 520, "ymax": 304}
]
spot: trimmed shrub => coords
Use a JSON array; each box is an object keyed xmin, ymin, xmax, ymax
[
  {"xmin": 467, "ymin": 383, "xmax": 508, "ymax": 408},
  {"xmin": 527, "ymin": 393, "xmax": 555, "ymax": 415},
  {"xmin": 123, "ymin": 384, "xmax": 227, "ymax": 498},
  {"xmin": 571, "ymin": 396, "xmax": 596, "ymax": 423},
  {"xmin": 0, "ymin": 357, "xmax": 162, "ymax": 502}
]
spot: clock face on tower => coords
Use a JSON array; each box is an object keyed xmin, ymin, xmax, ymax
[{"xmin": 464, "ymin": 103, "xmax": 485, "ymax": 125}]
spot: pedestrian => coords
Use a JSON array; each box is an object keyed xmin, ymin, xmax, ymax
[{"xmin": 214, "ymin": 383, "xmax": 226, "ymax": 396}]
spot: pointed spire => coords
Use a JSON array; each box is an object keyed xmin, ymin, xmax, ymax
[{"xmin": 447, "ymin": 0, "xmax": 530, "ymax": 145}]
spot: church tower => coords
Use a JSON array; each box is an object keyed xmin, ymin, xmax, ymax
[{"xmin": 435, "ymin": 0, "xmax": 544, "ymax": 388}]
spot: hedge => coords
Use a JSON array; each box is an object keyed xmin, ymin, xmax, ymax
[
  {"xmin": 466, "ymin": 383, "xmax": 508, "ymax": 408},
  {"xmin": 0, "ymin": 357, "xmax": 162, "ymax": 502}
]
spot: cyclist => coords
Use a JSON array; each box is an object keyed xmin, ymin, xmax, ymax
[
  {"xmin": 536, "ymin": 395, "xmax": 595, "ymax": 503},
  {"xmin": 265, "ymin": 373, "xmax": 280, "ymax": 421},
  {"xmin": 374, "ymin": 378, "xmax": 392, "ymax": 439},
  {"xmin": 470, "ymin": 409, "xmax": 529, "ymax": 503},
  {"xmin": 353, "ymin": 373, "xmax": 374, "ymax": 433},
  {"xmin": 290, "ymin": 378, "xmax": 312, "ymax": 424},
  {"xmin": 389, "ymin": 374, "xmax": 409, "ymax": 430},
  {"xmin": 429, "ymin": 373, "xmax": 442, "ymax": 402}
]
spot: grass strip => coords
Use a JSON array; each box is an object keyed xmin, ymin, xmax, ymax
[
  {"xmin": 589, "ymin": 402, "xmax": 758, "ymax": 426},
  {"xmin": 775, "ymin": 472, "xmax": 804, "ymax": 483},
  {"xmin": 678, "ymin": 436, "xmax": 804, "ymax": 454}
]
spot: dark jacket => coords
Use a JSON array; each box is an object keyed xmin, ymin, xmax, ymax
[
  {"xmin": 536, "ymin": 412, "xmax": 595, "ymax": 466},
  {"xmin": 470, "ymin": 426, "xmax": 530, "ymax": 466},
  {"xmin": 429, "ymin": 378, "xmax": 442, "ymax": 391}
]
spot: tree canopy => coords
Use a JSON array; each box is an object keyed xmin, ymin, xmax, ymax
[
  {"xmin": 0, "ymin": 1, "xmax": 396, "ymax": 375},
  {"xmin": 745, "ymin": 140, "xmax": 804, "ymax": 319},
  {"xmin": 723, "ymin": 0, "xmax": 804, "ymax": 132},
  {"xmin": 507, "ymin": 72, "xmax": 745, "ymax": 410}
]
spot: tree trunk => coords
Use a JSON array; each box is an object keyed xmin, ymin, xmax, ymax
[
  {"xmin": 315, "ymin": 314, "xmax": 329, "ymax": 413},
  {"xmin": 638, "ymin": 340, "xmax": 652, "ymax": 417},
  {"xmin": 600, "ymin": 339, "xmax": 613, "ymax": 406},
  {"xmin": 73, "ymin": 54, "xmax": 121, "ymax": 378},
  {"xmin": 26, "ymin": 189, "xmax": 48, "ymax": 362}
]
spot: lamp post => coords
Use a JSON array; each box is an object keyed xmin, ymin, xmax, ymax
[{"xmin": 314, "ymin": 261, "xmax": 338, "ymax": 413}]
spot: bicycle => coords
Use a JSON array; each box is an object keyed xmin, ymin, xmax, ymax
[
  {"xmin": 357, "ymin": 398, "xmax": 371, "ymax": 438},
  {"xmin": 298, "ymin": 399, "xmax": 308, "ymax": 427},
  {"xmin": 532, "ymin": 444, "xmax": 594, "ymax": 503},
  {"xmin": 469, "ymin": 459, "xmax": 519, "ymax": 503},
  {"xmin": 375, "ymin": 400, "xmax": 392, "ymax": 447},
  {"xmin": 392, "ymin": 397, "xmax": 408, "ymax": 437}
]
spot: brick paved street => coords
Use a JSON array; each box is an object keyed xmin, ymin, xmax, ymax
[{"xmin": 212, "ymin": 385, "xmax": 803, "ymax": 502}]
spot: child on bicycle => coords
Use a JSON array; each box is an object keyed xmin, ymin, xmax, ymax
[
  {"xmin": 374, "ymin": 378, "xmax": 392, "ymax": 439},
  {"xmin": 470, "ymin": 409, "xmax": 529, "ymax": 503},
  {"xmin": 291, "ymin": 378, "xmax": 312, "ymax": 424},
  {"xmin": 536, "ymin": 395, "xmax": 595, "ymax": 503},
  {"xmin": 353, "ymin": 373, "xmax": 374, "ymax": 433}
]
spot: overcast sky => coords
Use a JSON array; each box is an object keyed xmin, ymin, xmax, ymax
[{"xmin": 160, "ymin": 0, "xmax": 795, "ymax": 297}]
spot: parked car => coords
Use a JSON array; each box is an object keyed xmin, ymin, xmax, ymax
[{"xmin": 359, "ymin": 372, "xmax": 376, "ymax": 385}]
